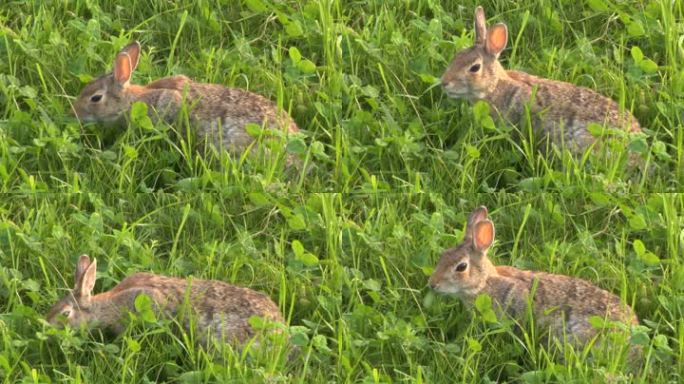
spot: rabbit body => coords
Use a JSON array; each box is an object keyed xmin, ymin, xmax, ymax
[
  {"xmin": 483, "ymin": 70, "xmax": 640, "ymax": 151},
  {"xmin": 47, "ymin": 256, "xmax": 284, "ymax": 345},
  {"xmin": 441, "ymin": 7, "xmax": 640, "ymax": 154},
  {"xmin": 482, "ymin": 266, "xmax": 637, "ymax": 344},
  {"xmin": 429, "ymin": 206, "xmax": 638, "ymax": 349},
  {"xmin": 74, "ymin": 42, "xmax": 298, "ymax": 155}
]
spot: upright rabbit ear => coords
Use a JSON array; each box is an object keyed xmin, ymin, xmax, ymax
[
  {"xmin": 485, "ymin": 23, "xmax": 508, "ymax": 58},
  {"xmin": 75, "ymin": 258, "xmax": 97, "ymax": 301},
  {"xmin": 74, "ymin": 255, "xmax": 91, "ymax": 289},
  {"xmin": 124, "ymin": 41, "xmax": 141, "ymax": 71},
  {"xmin": 113, "ymin": 41, "xmax": 141, "ymax": 85},
  {"xmin": 474, "ymin": 6, "xmax": 487, "ymax": 46},
  {"xmin": 472, "ymin": 220, "xmax": 495, "ymax": 252},
  {"xmin": 465, "ymin": 206, "xmax": 489, "ymax": 239}
]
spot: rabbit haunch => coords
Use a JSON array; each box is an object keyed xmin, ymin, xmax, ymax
[
  {"xmin": 46, "ymin": 256, "xmax": 284, "ymax": 345},
  {"xmin": 441, "ymin": 7, "xmax": 640, "ymax": 153},
  {"xmin": 429, "ymin": 206, "xmax": 638, "ymax": 349},
  {"xmin": 73, "ymin": 41, "xmax": 298, "ymax": 155}
]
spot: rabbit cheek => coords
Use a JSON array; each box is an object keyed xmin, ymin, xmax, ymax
[
  {"xmin": 464, "ymin": 73, "xmax": 491, "ymax": 100},
  {"xmin": 75, "ymin": 100, "xmax": 106, "ymax": 123},
  {"xmin": 73, "ymin": 99, "xmax": 94, "ymax": 122},
  {"xmin": 72, "ymin": 309, "xmax": 97, "ymax": 329}
]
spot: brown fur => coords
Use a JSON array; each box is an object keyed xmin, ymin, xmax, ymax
[
  {"xmin": 46, "ymin": 255, "xmax": 284, "ymax": 346},
  {"xmin": 441, "ymin": 7, "xmax": 641, "ymax": 155},
  {"xmin": 429, "ymin": 206, "xmax": 639, "ymax": 354},
  {"xmin": 73, "ymin": 42, "xmax": 299, "ymax": 158}
]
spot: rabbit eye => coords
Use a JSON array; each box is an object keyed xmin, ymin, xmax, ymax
[
  {"xmin": 455, "ymin": 262, "xmax": 468, "ymax": 272},
  {"xmin": 61, "ymin": 308, "xmax": 72, "ymax": 318},
  {"xmin": 90, "ymin": 94, "xmax": 103, "ymax": 103},
  {"xmin": 469, "ymin": 64, "xmax": 481, "ymax": 73}
]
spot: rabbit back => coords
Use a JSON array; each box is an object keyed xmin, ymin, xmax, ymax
[
  {"xmin": 127, "ymin": 81, "xmax": 297, "ymax": 155},
  {"xmin": 490, "ymin": 71, "xmax": 640, "ymax": 153},
  {"xmin": 488, "ymin": 266, "xmax": 637, "ymax": 345},
  {"xmin": 95, "ymin": 273, "xmax": 284, "ymax": 344},
  {"xmin": 181, "ymin": 82, "xmax": 298, "ymax": 154}
]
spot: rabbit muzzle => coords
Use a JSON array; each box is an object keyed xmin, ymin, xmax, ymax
[
  {"xmin": 442, "ymin": 77, "xmax": 485, "ymax": 100},
  {"xmin": 441, "ymin": 78, "xmax": 468, "ymax": 99},
  {"xmin": 428, "ymin": 275, "xmax": 439, "ymax": 290},
  {"xmin": 428, "ymin": 273, "xmax": 459, "ymax": 295}
]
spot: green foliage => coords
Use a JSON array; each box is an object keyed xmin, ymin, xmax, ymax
[{"xmin": 0, "ymin": 0, "xmax": 682, "ymax": 383}]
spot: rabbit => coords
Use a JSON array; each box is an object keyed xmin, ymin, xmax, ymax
[
  {"xmin": 73, "ymin": 41, "xmax": 299, "ymax": 161},
  {"xmin": 441, "ymin": 7, "xmax": 641, "ymax": 157},
  {"xmin": 429, "ymin": 206, "xmax": 639, "ymax": 355},
  {"xmin": 46, "ymin": 255, "xmax": 286, "ymax": 347}
]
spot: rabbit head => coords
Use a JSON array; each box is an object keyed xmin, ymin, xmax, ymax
[
  {"xmin": 429, "ymin": 206, "xmax": 497, "ymax": 297},
  {"xmin": 441, "ymin": 7, "xmax": 508, "ymax": 100},
  {"xmin": 46, "ymin": 255, "xmax": 98, "ymax": 328},
  {"xmin": 73, "ymin": 42, "xmax": 142, "ymax": 123}
]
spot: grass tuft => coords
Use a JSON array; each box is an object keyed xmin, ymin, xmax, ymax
[{"xmin": 0, "ymin": 0, "xmax": 683, "ymax": 382}]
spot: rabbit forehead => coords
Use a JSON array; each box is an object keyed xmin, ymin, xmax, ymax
[
  {"xmin": 447, "ymin": 46, "xmax": 484, "ymax": 68},
  {"xmin": 437, "ymin": 243, "xmax": 472, "ymax": 266},
  {"xmin": 79, "ymin": 75, "xmax": 112, "ymax": 96}
]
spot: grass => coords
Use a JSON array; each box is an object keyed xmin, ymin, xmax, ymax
[{"xmin": 0, "ymin": 0, "xmax": 683, "ymax": 382}]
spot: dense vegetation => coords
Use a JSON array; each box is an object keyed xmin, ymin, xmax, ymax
[{"xmin": 0, "ymin": 0, "xmax": 682, "ymax": 382}]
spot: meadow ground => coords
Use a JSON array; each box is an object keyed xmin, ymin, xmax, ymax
[{"xmin": 0, "ymin": 0, "xmax": 683, "ymax": 382}]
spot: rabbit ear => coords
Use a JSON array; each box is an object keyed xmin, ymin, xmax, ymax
[
  {"xmin": 75, "ymin": 258, "xmax": 97, "ymax": 301},
  {"xmin": 122, "ymin": 41, "xmax": 141, "ymax": 71},
  {"xmin": 113, "ymin": 41, "xmax": 140, "ymax": 85},
  {"xmin": 472, "ymin": 220, "xmax": 494, "ymax": 252},
  {"xmin": 485, "ymin": 23, "xmax": 508, "ymax": 58},
  {"xmin": 474, "ymin": 6, "xmax": 487, "ymax": 46},
  {"xmin": 465, "ymin": 206, "xmax": 489, "ymax": 238},
  {"xmin": 74, "ymin": 255, "xmax": 91, "ymax": 289}
]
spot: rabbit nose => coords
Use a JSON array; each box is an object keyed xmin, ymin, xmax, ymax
[{"xmin": 440, "ymin": 74, "xmax": 453, "ymax": 87}]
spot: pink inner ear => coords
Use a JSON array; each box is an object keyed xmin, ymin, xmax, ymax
[
  {"xmin": 486, "ymin": 25, "xmax": 507, "ymax": 55},
  {"xmin": 474, "ymin": 221, "xmax": 494, "ymax": 250},
  {"xmin": 114, "ymin": 54, "xmax": 132, "ymax": 84}
]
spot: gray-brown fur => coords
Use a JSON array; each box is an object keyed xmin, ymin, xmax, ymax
[
  {"xmin": 429, "ymin": 206, "xmax": 639, "ymax": 353},
  {"xmin": 46, "ymin": 255, "xmax": 284, "ymax": 346},
  {"xmin": 73, "ymin": 42, "xmax": 298, "ymax": 157},
  {"xmin": 441, "ymin": 7, "xmax": 640, "ymax": 154}
]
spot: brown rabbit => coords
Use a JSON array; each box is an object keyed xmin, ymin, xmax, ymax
[
  {"xmin": 429, "ymin": 206, "xmax": 639, "ymax": 354},
  {"xmin": 73, "ymin": 41, "xmax": 299, "ymax": 159},
  {"xmin": 441, "ymin": 7, "xmax": 641, "ymax": 155},
  {"xmin": 46, "ymin": 255, "xmax": 285, "ymax": 347}
]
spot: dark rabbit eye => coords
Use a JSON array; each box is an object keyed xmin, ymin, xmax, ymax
[
  {"xmin": 90, "ymin": 94, "xmax": 103, "ymax": 103},
  {"xmin": 469, "ymin": 64, "xmax": 481, "ymax": 73},
  {"xmin": 455, "ymin": 262, "xmax": 468, "ymax": 272},
  {"xmin": 61, "ymin": 308, "xmax": 72, "ymax": 317}
]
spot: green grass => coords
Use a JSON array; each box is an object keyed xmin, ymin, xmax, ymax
[{"xmin": 0, "ymin": 0, "xmax": 683, "ymax": 382}]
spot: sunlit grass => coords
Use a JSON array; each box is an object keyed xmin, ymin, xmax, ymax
[{"xmin": 0, "ymin": 0, "xmax": 682, "ymax": 382}]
